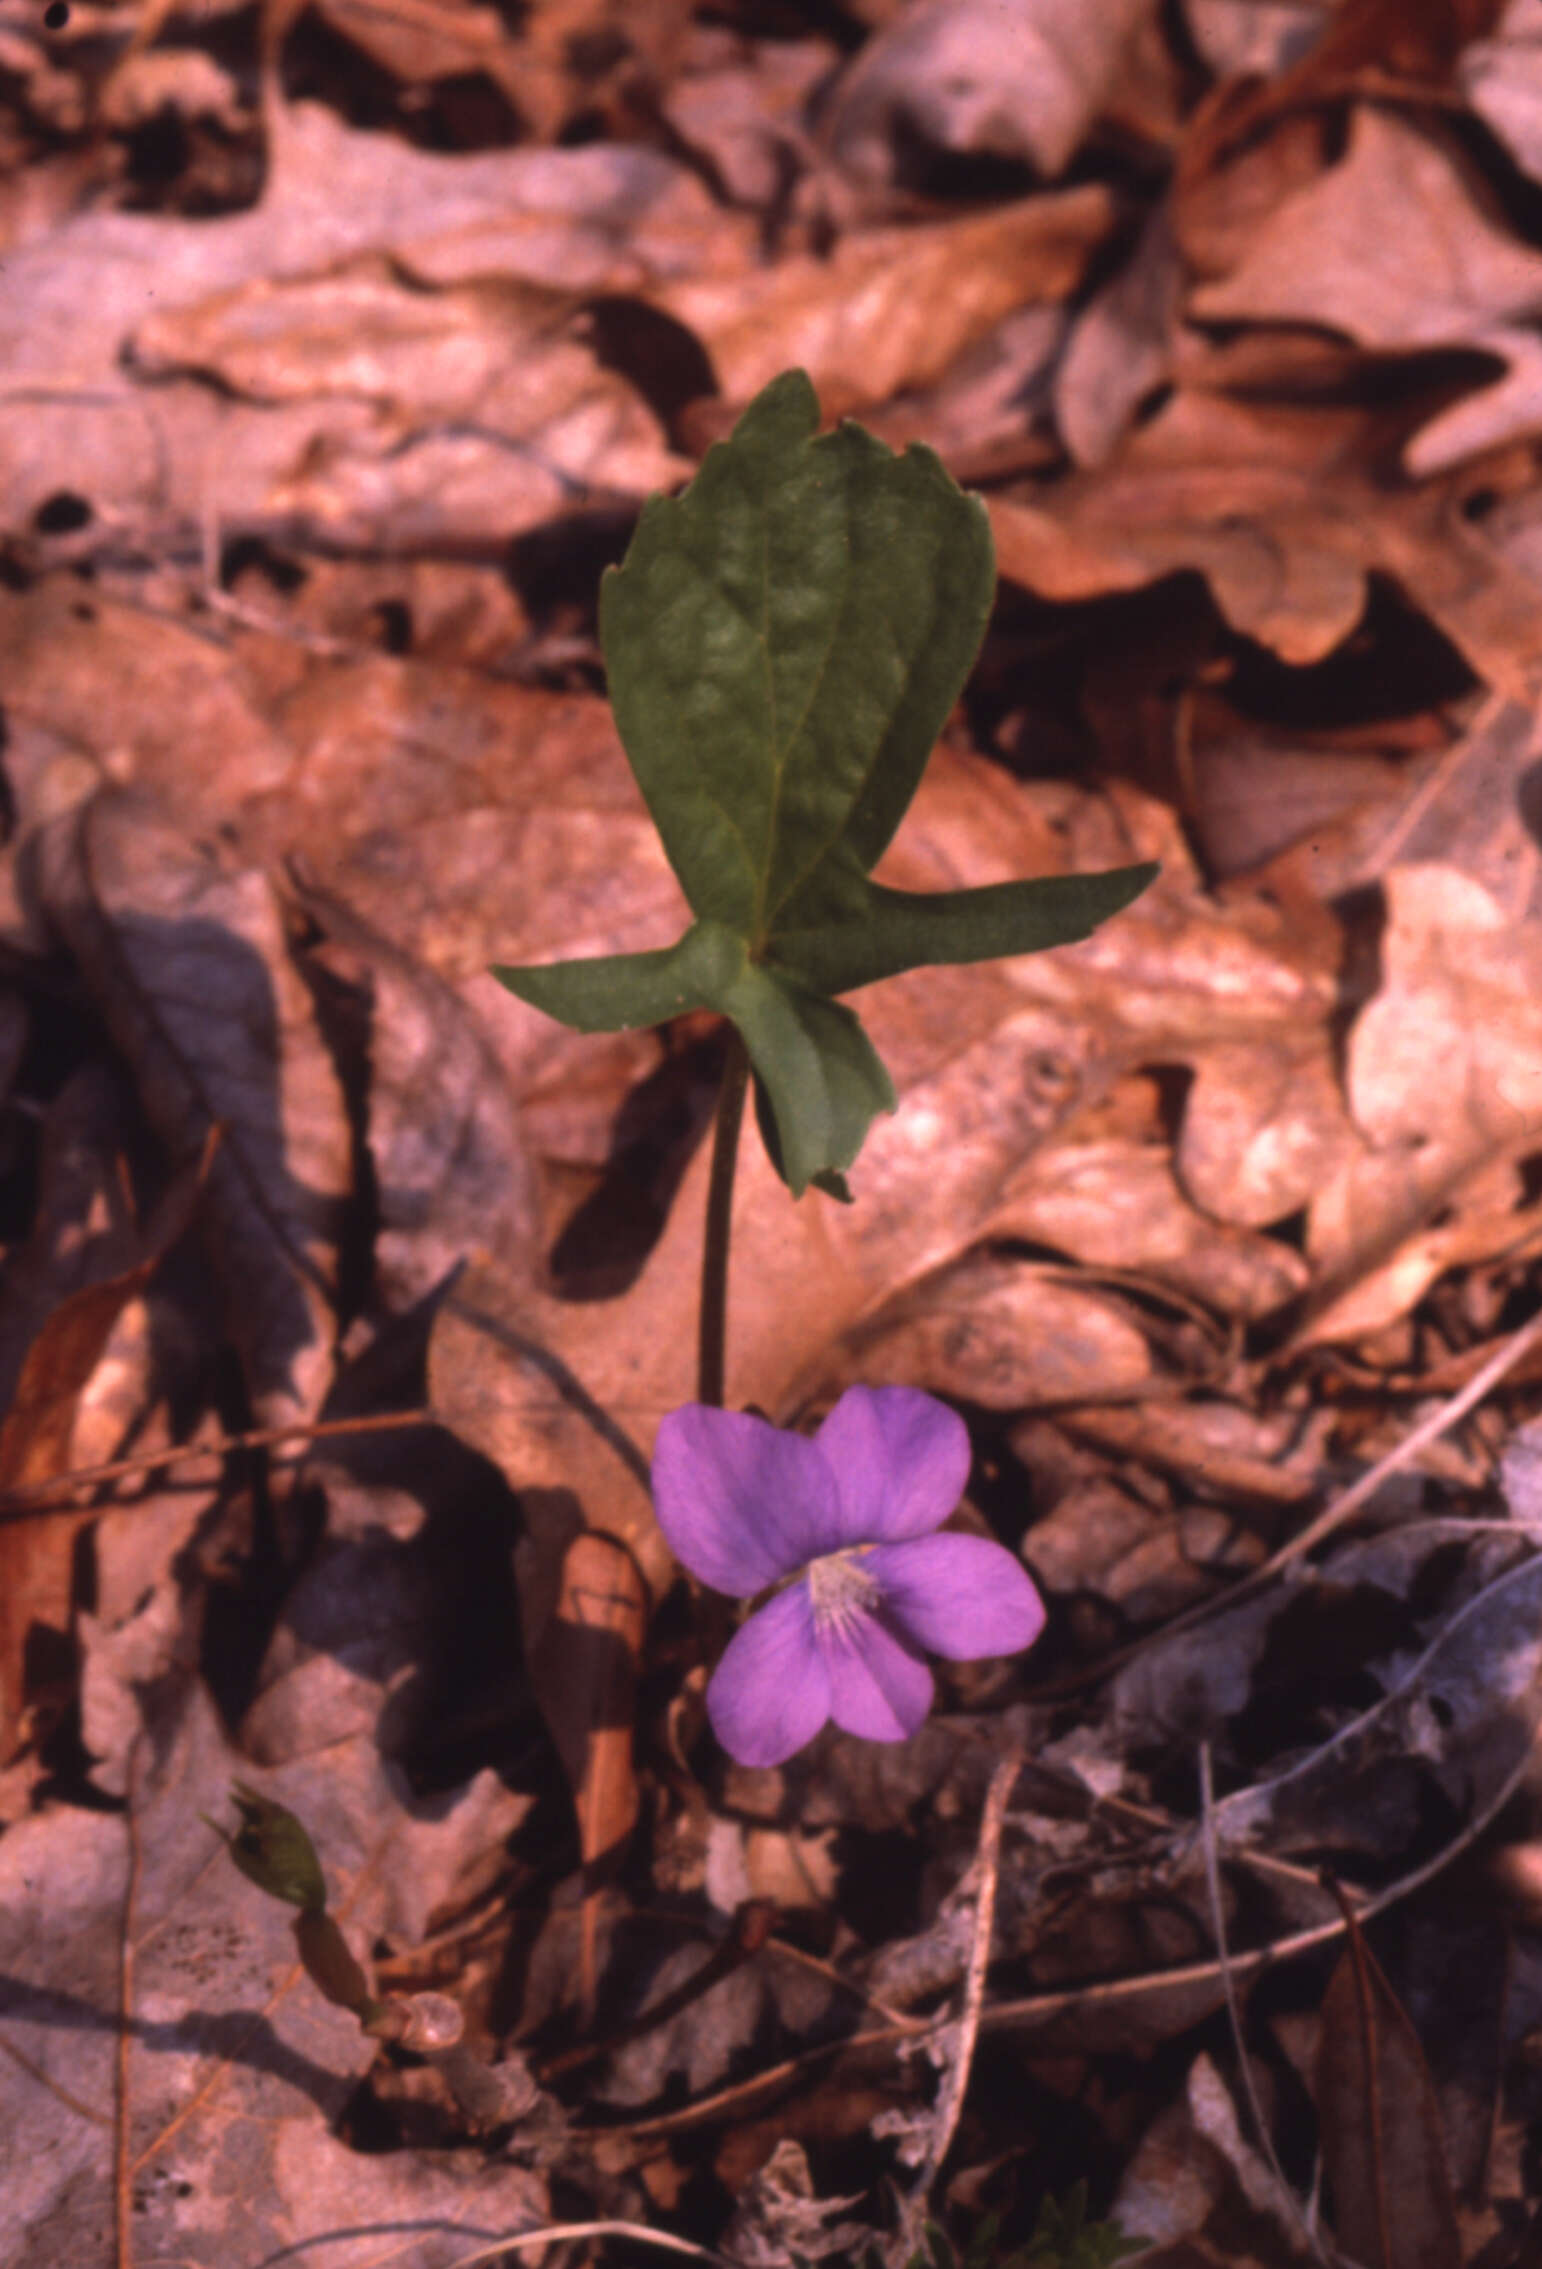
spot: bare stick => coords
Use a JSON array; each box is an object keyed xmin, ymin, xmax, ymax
[
  {"xmin": 909, "ymin": 1749, "xmax": 1020, "ymax": 2203},
  {"xmin": 0, "ymin": 1406, "xmax": 434, "ymax": 1519},
  {"xmin": 115, "ymin": 1742, "xmax": 144, "ymax": 2269},
  {"xmin": 444, "ymin": 2220, "xmax": 732, "ymax": 2269},
  {"xmin": 1198, "ymin": 1743, "xmax": 1326, "ymax": 2262},
  {"xmin": 607, "ymin": 1715, "xmax": 1542, "ymax": 2146},
  {"xmin": 1040, "ymin": 1296, "xmax": 1542, "ymax": 1698}
]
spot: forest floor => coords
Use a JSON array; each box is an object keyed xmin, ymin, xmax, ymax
[{"xmin": 6, "ymin": 3, "xmax": 1542, "ymax": 2265}]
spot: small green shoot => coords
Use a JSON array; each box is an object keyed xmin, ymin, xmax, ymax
[{"xmin": 495, "ymin": 369, "xmax": 1155, "ymax": 1199}]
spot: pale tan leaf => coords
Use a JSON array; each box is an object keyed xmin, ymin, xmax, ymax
[
  {"xmin": 655, "ymin": 187, "xmax": 1115, "ymax": 420},
  {"xmin": 1182, "ymin": 0, "xmax": 1326, "ymax": 77},
  {"xmin": 992, "ymin": 386, "xmax": 1542, "ymax": 692},
  {"xmin": 0, "ymin": 103, "xmax": 726, "ymax": 541},
  {"xmin": 993, "ymin": 1136, "xmax": 1311, "ymax": 1315},
  {"xmin": 1176, "ymin": 1035, "xmax": 1361, "ymax": 1230},
  {"xmin": 843, "ymin": 1255, "xmax": 1158, "ymax": 1410},
  {"xmin": 827, "ymin": 0, "xmax": 1157, "ymax": 184},
  {"xmin": 1191, "ymin": 107, "xmax": 1542, "ymax": 470},
  {"xmin": 529, "ymin": 1530, "xmax": 646, "ymax": 2016},
  {"xmin": 0, "ymin": 1673, "xmax": 542, "ymax": 2267},
  {"xmin": 1054, "ymin": 204, "xmax": 1180, "ymax": 468},
  {"xmin": 1462, "ymin": 0, "xmax": 1542, "ymax": 183},
  {"xmin": 35, "ymin": 793, "xmax": 353, "ymax": 1427}
]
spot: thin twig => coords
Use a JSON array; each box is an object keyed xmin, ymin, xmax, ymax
[
  {"xmin": 1256, "ymin": 1299, "xmax": 1542, "ymax": 1577},
  {"xmin": 116, "ymin": 1741, "xmax": 144, "ymax": 2269},
  {"xmin": 1038, "ymin": 1296, "xmax": 1542, "ymax": 1699},
  {"xmin": 1198, "ymin": 1743, "xmax": 1325, "ymax": 2262},
  {"xmin": 907, "ymin": 1750, "xmax": 1020, "ymax": 2205},
  {"xmin": 764, "ymin": 1932, "xmax": 928, "ymax": 2034},
  {"xmin": 1349, "ymin": 690, "xmax": 1509, "ymax": 885},
  {"xmin": 605, "ymin": 1711, "xmax": 1542, "ymax": 2145},
  {"xmin": 442, "ymin": 2220, "xmax": 733, "ymax": 2269},
  {"xmin": 0, "ymin": 1407, "xmax": 434, "ymax": 1519}
]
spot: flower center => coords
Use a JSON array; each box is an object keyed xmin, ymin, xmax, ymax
[{"xmin": 805, "ymin": 1546, "xmax": 878, "ymax": 1642}]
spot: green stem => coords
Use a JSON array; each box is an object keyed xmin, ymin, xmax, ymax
[{"xmin": 697, "ymin": 1028, "xmax": 749, "ymax": 1407}]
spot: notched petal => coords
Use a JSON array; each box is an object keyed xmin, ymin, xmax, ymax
[
  {"xmin": 708, "ymin": 1584, "xmax": 831, "ymax": 1767},
  {"xmin": 653, "ymin": 1403, "xmax": 838, "ymax": 1595},
  {"xmin": 816, "ymin": 1385, "xmax": 971, "ymax": 1545},
  {"xmin": 867, "ymin": 1533, "xmax": 1046, "ymax": 1661}
]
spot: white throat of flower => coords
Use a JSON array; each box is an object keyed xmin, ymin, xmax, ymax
[{"xmin": 805, "ymin": 1546, "xmax": 879, "ymax": 1642}]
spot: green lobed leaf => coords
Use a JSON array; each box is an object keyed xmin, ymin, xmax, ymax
[
  {"xmin": 493, "ymin": 918, "xmax": 743, "ymax": 1034},
  {"xmin": 768, "ymin": 866, "xmax": 1160, "ymax": 997},
  {"xmin": 499, "ymin": 918, "xmax": 894, "ymax": 1197},
  {"xmin": 727, "ymin": 965, "xmax": 895, "ymax": 1199},
  {"xmin": 494, "ymin": 369, "xmax": 1159, "ymax": 1195},
  {"xmin": 597, "ymin": 367, "xmax": 996, "ymax": 947}
]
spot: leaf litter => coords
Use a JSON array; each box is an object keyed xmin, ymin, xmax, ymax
[{"xmin": 10, "ymin": 2, "xmax": 1542, "ymax": 2264}]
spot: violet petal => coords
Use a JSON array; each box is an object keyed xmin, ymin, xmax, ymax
[
  {"xmin": 815, "ymin": 1386, "xmax": 971, "ymax": 1546},
  {"xmin": 653, "ymin": 1404, "xmax": 839, "ymax": 1596},
  {"xmin": 822, "ymin": 1612, "xmax": 934, "ymax": 1743},
  {"xmin": 867, "ymin": 1533, "xmax": 1046, "ymax": 1660},
  {"xmin": 707, "ymin": 1584, "xmax": 832, "ymax": 1767}
]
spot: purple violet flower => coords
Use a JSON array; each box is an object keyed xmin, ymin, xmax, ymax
[{"xmin": 652, "ymin": 1385, "xmax": 1046, "ymax": 1768}]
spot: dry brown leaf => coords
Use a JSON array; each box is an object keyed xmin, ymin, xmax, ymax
[
  {"xmin": 301, "ymin": 0, "xmax": 519, "ymax": 98},
  {"xmin": 0, "ymin": 100, "xmax": 726, "ymax": 542},
  {"xmin": 826, "ymin": 0, "xmax": 1157, "ymax": 185},
  {"xmin": 993, "ymin": 1136, "xmax": 1310, "ymax": 1315},
  {"xmin": 529, "ymin": 1530, "xmax": 646, "ymax": 2016},
  {"xmin": 240, "ymin": 660, "xmax": 686, "ymax": 999},
  {"xmin": 1180, "ymin": 712, "xmax": 1424, "ymax": 887},
  {"xmin": 990, "ymin": 390, "xmax": 1377, "ymax": 666},
  {"xmin": 1463, "ymin": 0, "xmax": 1542, "ymax": 182},
  {"xmin": 1182, "ymin": 0, "xmax": 1326, "ymax": 78},
  {"xmin": 1113, "ymin": 2083, "xmax": 1280, "ymax": 2262},
  {"xmin": 1174, "ymin": 95, "xmax": 1332, "ymax": 281},
  {"xmin": 128, "ymin": 260, "xmax": 685, "ymax": 550},
  {"xmin": 1316, "ymin": 1909, "xmax": 1463, "ymax": 2269},
  {"xmin": 991, "ymin": 385, "xmax": 1542, "ymax": 692},
  {"xmin": 842, "ymin": 1254, "xmax": 1159, "ymax": 1409},
  {"xmin": 1060, "ymin": 1398, "xmax": 1324, "ymax": 1507},
  {"xmin": 1054, "ymin": 203, "xmax": 1180, "ymax": 468},
  {"xmin": 0, "ymin": 1079, "xmax": 202, "ymax": 1759},
  {"xmin": 663, "ymin": 30, "xmax": 835, "ymax": 208},
  {"xmin": 0, "ymin": 580, "xmax": 291, "ymax": 910},
  {"xmin": 494, "ymin": 0, "xmax": 694, "ymax": 141},
  {"xmin": 1355, "ymin": 870, "xmax": 1542, "ymax": 1156},
  {"xmin": 1191, "ymin": 106, "xmax": 1542, "ymax": 473},
  {"xmin": 34, "ymin": 792, "xmax": 353, "ymax": 1426},
  {"xmin": 130, "ymin": 257, "xmax": 582, "ymax": 413},
  {"xmin": 0, "ymin": 1672, "xmax": 541, "ymax": 2267},
  {"xmin": 1294, "ymin": 859, "xmax": 1542, "ymax": 1341},
  {"xmin": 285, "ymin": 871, "xmax": 542, "ymax": 1307},
  {"xmin": 654, "ymin": 186, "xmax": 1116, "ymax": 419},
  {"xmin": 1176, "ymin": 1032, "xmax": 1361, "ymax": 1230},
  {"xmin": 0, "ymin": 1267, "xmax": 199, "ymax": 1744},
  {"xmin": 1178, "ymin": 0, "xmax": 1506, "ymax": 230}
]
